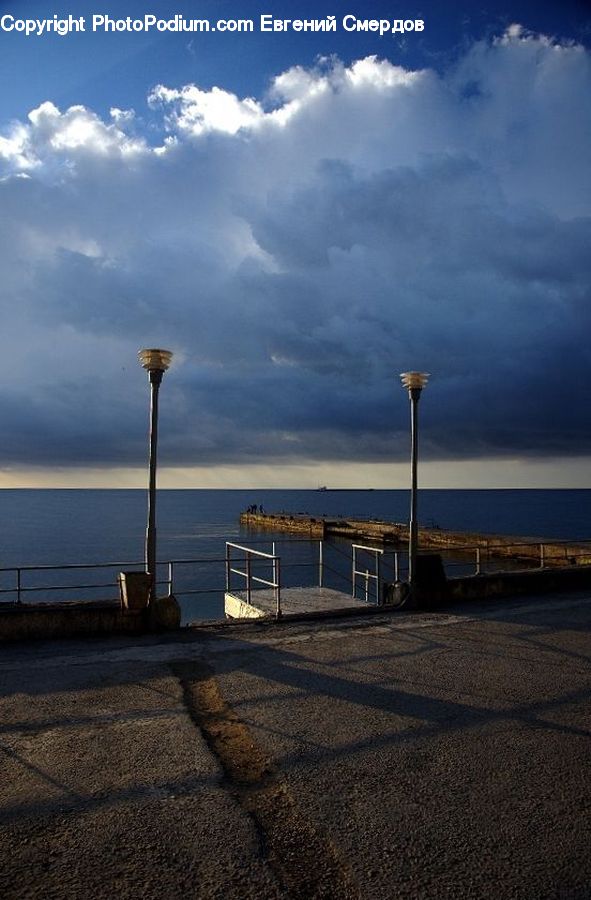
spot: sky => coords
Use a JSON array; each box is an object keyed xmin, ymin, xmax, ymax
[{"xmin": 0, "ymin": 0, "xmax": 590, "ymax": 488}]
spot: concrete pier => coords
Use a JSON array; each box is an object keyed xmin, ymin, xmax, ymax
[
  {"xmin": 240, "ymin": 511, "xmax": 591, "ymax": 566},
  {"xmin": 225, "ymin": 586, "xmax": 372, "ymax": 620}
]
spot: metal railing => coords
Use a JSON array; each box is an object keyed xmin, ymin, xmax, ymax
[
  {"xmin": 2, "ymin": 535, "xmax": 590, "ymax": 615},
  {"xmin": 351, "ymin": 544, "xmax": 405, "ymax": 605},
  {"xmin": 165, "ymin": 557, "xmax": 228, "ymax": 599},
  {"xmin": 224, "ymin": 539, "xmax": 398, "ymax": 613},
  {"xmin": 0, "ymin": 557, "xmax": 227, "ymax": 608},
  {"xmin": 352, "ymin": 544, "xmax": 383, "ymax": 604},
  {"xmin": 439, "ymin": 538, "xmax": 591, "ymax": 577},
  {"xmin": 225, "ymin": 542, "xmax": 282, "ymax": 619},
  {"xmin": 0, "ymin": 560, "xmax": 147, "ymax": 605},
  {"xmin": 0, "ymin": 540, "xmax": 326, "ymax": 616}
]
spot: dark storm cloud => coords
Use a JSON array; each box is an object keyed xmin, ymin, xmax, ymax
[{"xmin": 0, "ymin": 27, "xmax": 590, "ymax": 469}]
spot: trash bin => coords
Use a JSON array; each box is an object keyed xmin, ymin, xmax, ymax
[
  {"xmin": 414, "ymin": 554, "xmax": 448, "ymax": 607},
  {"xmin": 118, "ymin": 572, "xmax": 151, "ymax": 610}
]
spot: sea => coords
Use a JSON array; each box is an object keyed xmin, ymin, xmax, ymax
[{"xmin": 1, "ymin": 489, "xmax": 590, "ymax": 623}]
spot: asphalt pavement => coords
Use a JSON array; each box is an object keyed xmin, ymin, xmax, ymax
[{"xmin": 0, "ymin": 592, "xmax": 589, "ymax": 898}]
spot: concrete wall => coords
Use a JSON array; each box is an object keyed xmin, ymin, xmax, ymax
[
  {"xmin": 446, "ymin": 565, "xmax": 591, "ymax": 603},
  {"xmin": 0, "ymin": 602, "xmax": 146, "ymax": 642},
  {"xmin": 0, "ymin": 595, "xmax": 181, "ymax": 643}
]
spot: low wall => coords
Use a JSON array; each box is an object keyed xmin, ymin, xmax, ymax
[
  {"xmin": 0, "ymin": 601, "xmax": 145, "ymax": 642},
  {"xmin": 446, "ymin": 564, "xmax": 591, "ymax": 603},
  {"xmin": 0, "ymin": 595, "xmax": 181, "ymax": 643}
]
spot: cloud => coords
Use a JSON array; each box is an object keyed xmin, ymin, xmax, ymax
[
  {"xmin": 0, "ymin": 28, "xmax": 590, "ymax": 471},
  {"xmin": 148, "ymin": 84, "xmax": 266, "ymax": 135}
]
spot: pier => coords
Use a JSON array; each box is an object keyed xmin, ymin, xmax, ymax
[
  {"xmin": 225, "ymin": 585, "xmax": 371, "ymax": 620},
  {"xmin": 240, "ymin": 511, "xmax": 591, "ymax": 567}
]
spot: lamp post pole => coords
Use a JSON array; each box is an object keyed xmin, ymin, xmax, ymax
[
  {"xmin": 400, "ymin": 372, "xmax": 430, "ymax": 593},
  {"xmin": 139, "ymin": 349, "xmax": 173, "ymax": 604}
]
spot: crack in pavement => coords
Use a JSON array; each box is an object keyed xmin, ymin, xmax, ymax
[{"xmin": 173, "ymin": 660, "xmax": 360, "ymax": 900}]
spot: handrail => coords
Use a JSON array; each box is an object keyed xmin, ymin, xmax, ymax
[
  {"xmin": 0, "ymin": 557, "xmax": 227, "ymax": 606},
  {"xmin": 2, "ymin": 535, "xmax": 590, "ymax": 611},
  {"xmin": 352, "ymin": 543, "xmax": 386, "ymax": 555},
  {"xmin": 225, "ymin": 543, "xmax": 282, "ymax": 619},
  {"xmin": 352, "ymin": 544, "xmax": 384, "ymax": 605},
  {"xmin": 226, "ymin": 542, "xmax": 277, "ymax": 559},
  {"xmin": 429, "ymin": 538, "xmax": 591, "ymax": 576},
  {"xmin": 0, "ymin": 559, "xmax": 144, "ymax": 574}
]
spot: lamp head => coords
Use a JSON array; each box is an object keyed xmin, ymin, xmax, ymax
[
  {"xmin": 400, "ymin": 371, "xmax": 430, "ymax": 392},
  {"xmin": 138, "ymin": 349, "xmax": 173, "ymax": 373}
]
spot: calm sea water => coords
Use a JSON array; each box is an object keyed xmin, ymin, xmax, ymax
[{"xmin": 1, "ymin": 489, "xmax": 590, "ymax": 622}]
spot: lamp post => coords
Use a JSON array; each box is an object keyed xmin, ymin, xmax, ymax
[
  {"xmin": 400, "ymin": 371, "xmax": 430, "ymax": 593},
  {"xmin": 138, "ymin": 348, "xmax": 173, "ymax": 604}
]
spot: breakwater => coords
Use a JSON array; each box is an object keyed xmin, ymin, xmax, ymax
[{"xmin": 240, "ymin": 511, "xmax": 591, "ymax": 566}]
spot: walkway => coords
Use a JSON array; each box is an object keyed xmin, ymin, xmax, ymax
[{"xmin": 0, "ymin": 591, "xmax": 589, "ymax": 898}]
